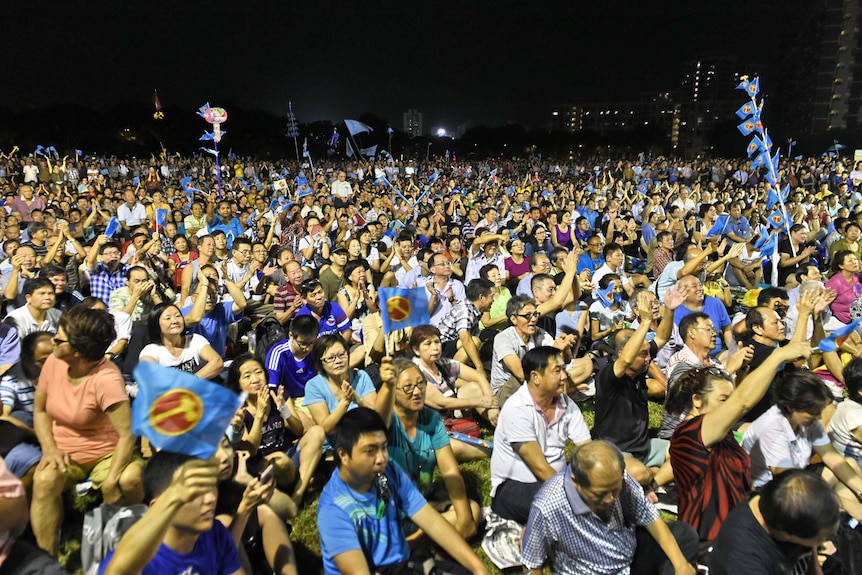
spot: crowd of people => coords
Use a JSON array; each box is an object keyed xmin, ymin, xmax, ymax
[{"xmin": 2, "ymin": 149, "xmax": 862, "ymax": 573}]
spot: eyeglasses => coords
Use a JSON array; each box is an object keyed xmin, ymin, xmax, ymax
[
  {"xmin": 52, "ymin": 337, "xmax": 68, "ymax": 346},
  {"xmin": 322, "ymin": 351, "xmax": 348, "ymax": 364},
  {"xmin": 398, "ymin": 381, "xmax": 428, "ymax": 394},
  {"xmin": 235, "ymin": 249, "xmax": 251, "ymax": 255},
  {"xmin": 516, "ymin": 311, "xmax": 541, "ymax": 319},
  {"xmin": 293, "ymin": 338, "xmax": 316, "ymax": 349},
  {"xmin": 696, "ymin": 326, "xmax": 717, "ymax": 334}
]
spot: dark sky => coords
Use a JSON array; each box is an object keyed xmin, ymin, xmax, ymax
[{"xmin": 1, "ymin": 0, "xmax": 803, "ymax": 131}]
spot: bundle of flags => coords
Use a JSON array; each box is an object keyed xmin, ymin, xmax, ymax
[{"xmin": 735, "ymin": 76, "xmax": 779, "ymax": 187}]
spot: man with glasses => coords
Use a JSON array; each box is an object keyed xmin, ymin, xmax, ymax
[
  {"xmin": 85, "ymin": 235, "xmax": 130, "ymax": 306},
  {"xmin": 265, "ymin": 315, "xmax": 321, "ymax": 431},
  {"xmin": 516, "ymin": 253, "xmax": 553, "ymax": 296},
  {"xmin": 673, "ymin": 275, "xmax": 733, "ymax": 356},
  {"xmin": 577, "ymin": 237, "xmax": 605, "ymax": 276},
  {"xmin": 666, "ymin": 312, "xmax": 752, "ymax": 385},
  {"xmin": 427, "ymin": 253, "xmax": 466, "ymax": 326},
  {"xmin": 490, "ymin": 296, "xmax": 579, "ymax": 407},
  {"xmin": 295, "ymin": 279, "xmax": 352, "ymax": 342}
]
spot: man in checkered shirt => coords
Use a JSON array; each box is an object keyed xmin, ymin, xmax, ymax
[
  {"xmin": 521, "ymin": 441, "xmax": 698, "ymax": 575},
  {"xmin": 85, "ymin": 235, "xmax": 129, "ymax": 305}
]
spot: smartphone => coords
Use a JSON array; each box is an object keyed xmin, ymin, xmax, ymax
[
  {"xmin": 259, "ymin": 463, "xmax": 275, "ymax": 484},
  {"xmin": 264, "ymin": 257, "xmax": 274, "ymax": 268}
]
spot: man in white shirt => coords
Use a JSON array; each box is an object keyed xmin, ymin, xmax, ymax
[
  {"xmin": 331, "ymin": 171, "xmax": 353, "ymax": 205},
  {"xmin": 116, "ymin": 188, "xmax": 147, "ymax": 238}
]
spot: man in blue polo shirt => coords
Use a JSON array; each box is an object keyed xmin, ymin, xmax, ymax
[
  {"xmin": 295, "ymin": 279, "xmax": 351, "ymax": 342},
  {"xmin": 577, "ymin": 236, "xmax": 605, "ymax": 275}
]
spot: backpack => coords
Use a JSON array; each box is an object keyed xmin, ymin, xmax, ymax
[{"xmin": 81, "ymin": 503, "xmax": 148, "ymax": 575}]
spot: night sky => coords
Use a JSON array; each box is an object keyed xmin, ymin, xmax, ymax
[{"xmin": 2, "ymin": 0, "xmax": 803, "ymax": 131}]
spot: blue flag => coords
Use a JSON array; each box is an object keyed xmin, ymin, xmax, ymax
[
  {"xmin": 132, "ymin": 176, "xmax": 141, "ymax": 186},
  {"xmin": 181, "ymin": 176, "xmax": 193, "ymax": 191},
  {"xmin": 104, "ymin": 217, "xmax": 121, "ymax": 237},
  {"xmin": 155, "ymin": 209, "xmax": 169, "ymax": 227},
  {"xmin": 818, "ymin": 318, "xmax": 862, "ymax": 353},
  {"xmin": 379, "ymin": 287, "xmax": 430, "ymax": 334},
  {"xmin": 706, "ymin": 214, "xmax": 730, "ymax": 237},
  {"xmin": 746, "ymin": 77, "xmax": 761, "ymax": 98},
  {"xmin": 132, "ymin": 363, "xmax": 243, "ymax": 459},
  {"xmin": 767, "ymin": 210, "xmax": 789, "ymax": 230},
  {"xmin": 750, "ymin": 152, "xmax": 768, "ymax": 170},
  {"xmin": 738, "ymin": 120, "xmax": 757, "ymax": 137},
  {"xmin": 766, "ymin": 187, "xmax": 779, "ymax": 209},
  {"xmin": 736, "ymin": 102, "xmax": 756, "ymax": 120},
  {"xmin": 596, "ymin": 281, "xmax": 621, "ymax": 309},
  {"xmin": 637, "ymin": 182, "xmax": 649, "ymax": 195}
]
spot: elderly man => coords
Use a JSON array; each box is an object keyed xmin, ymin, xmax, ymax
[
  {"xmin": 516, "ymin": 253, "xmax": 553, "ymax": 296},
  {"xmin": 490, "ymin": 296, "xmax": 582, "ymax": 406},
  {"xmin": 665, "ymin": 312, "xmax": 752, "ymax": 382},
  {"xmin": 490, "ymin": 346, "xmax": 593, "ymax": 524},
  {"xmin": 273, "ymin": 260, "xmax": 305, "ymax": 325},
  {"xmin": 673, "ymin": 275, "xmax": 732, "ymax": 355},
  {"xmin": 522, "ymin": 441, "xmax": 698, "ymax": 575}
]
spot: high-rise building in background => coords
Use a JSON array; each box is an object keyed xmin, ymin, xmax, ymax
[
  {"xmin": 403, "ymin": 109, "xmax": 423, "ymax": 136},
  {"xmin": 811, "ymin": 0, "xmax": 862, "ymax": 133}
]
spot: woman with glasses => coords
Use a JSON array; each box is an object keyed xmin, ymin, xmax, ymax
[
  {"xmin": 524, "ymin": 225, "xmax": 552, "ymax": 258},
  {"xmin": 304, "ymin": 335, "xmax": 377, "ymax": 441},
  {"xmin": 667, "ymin": 342, "xmax": 809, "ymax": 544},
  {"xmin": 376, "ymin": 358, "xmax": 483, "ymax": 540}
]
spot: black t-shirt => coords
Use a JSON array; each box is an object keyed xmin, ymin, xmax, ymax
[
  {"xmin": 740, "ymin": 338, "xmax": 793, "ymax": 423},
  {"xmin": 592, "ymin": 342, "xmax": 656, "ymax": 460},
  {"xmin": 710, "ymin": 500, "xmax": 811, "ymax": 575}
]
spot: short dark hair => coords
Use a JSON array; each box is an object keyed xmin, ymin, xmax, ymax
[
  {"xmin": 98, "ymin": 241, "xmax": 120, "ymax": 255},
  {"xmin": 333, "ymin": 407, "xmax": 387, "ymax": 465},
  {"xmin": 679, "ymin": 312, "xmax": 710, "ymax": 342},
  {"xmin": 226, "ymin": 353, "xmax": 267, "ymax": 394},
  {"xmin": 759, "ymin": 469, "xmax": 839, "ymax": 539},
  {"xmin": 28, "ymin": 221, "xmax": 47, "ymax": 235},
  {"xmin": 143, "ymin": 450, "xmax": 197, "ymax": 503},
  {"xmin": 569, "ymin": 440, "xmax": 625, "ymax": 489},
  {"xmin": 602, "ymin": 242, "xmax": 622, "ymax": 259},
  {"xmin": 774, "ymin": 370, "xmax": 833, "ymax": 417},
  {"xmin": 844, "ymin": 358, "xmax": 862, "ymax": 405},
  {"xmin": 231, "ymin": 237, "xmax": 251, "ymax": 253},
  {"xmin": 530, "ymin": 273, "xmax": 554, "ymax": 294},
  {"xmin": 745, "ymin": 307, "xmax": 768, "ymax": 335},
  {"xmin": 59, "ymin": 306, "xmax": 117, "ymax": 360},
  {"xmin": 521, "ymin": 346, "xmax": 563, "ymax": 383},
  {"xmin": 757, "ymin": 287, "xmax": 788, "ymax": 307},
  {"xmin": 289, "ymin": 314, "xmax": 320, "ymax": 340},
  {"xmin": 465, "ymin": 278, "xmax": 494, "ymax": 302},
  {"xmin": 125, "ymin": 265, "xmax": 148, "ymax": 280},
  {"xmin": 24, "ymin": 277, "xmax": 55, "ymax": 297},
  {"xmin": 40, "ymin": 263, "xmax": 66, "ymax": 278}
]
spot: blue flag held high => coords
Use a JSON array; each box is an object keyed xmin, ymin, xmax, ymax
[
  {"xmin": 379, "ymin": 287, "xmax": 430, "ymax": 335},
  {"xmin": 706, "ymin": 214, "xmax": 730, "ymax": 238},
  {"xmin": 132, "ymin": 363, "xmax": 243, "ymax": 459},
  {"xmin": 818, "ymin": 318, "xmax": 862, "ymax": 353},
  {"xmin": 767, "ymin": 210, "xmax": 789, "ymax": 231},
  {"xmin": 155, "ymin": 209, "xmax": 169, "ymax": 227},
  {"xmin": 104, "ymin": 217, "xmax": 121, "ymax": 238}
]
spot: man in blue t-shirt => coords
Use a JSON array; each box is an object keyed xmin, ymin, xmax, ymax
[
  {"xmin": 317, "ymin": 407, "xmax": 488, "ymax": 575},
  {"xmin": 182, "ymin": 272, "xmax": 246, "ymax": 357},
  {"xmin": 99, "ymin": 452, "xmax": 246, "ymax": 575}
]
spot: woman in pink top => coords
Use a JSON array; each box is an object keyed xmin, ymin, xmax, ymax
[
  {"xmin": 30, "ymin": 307, "xmax": 144, "ymax": 556},
  {"xmin": 825, "ymin": 250, "xmax": 862, "ymax": 324}
]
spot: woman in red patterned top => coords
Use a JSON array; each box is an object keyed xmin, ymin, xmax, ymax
[{"xmin": 668, "ymin": 341, "xmax": 810, "ymax": 543}]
